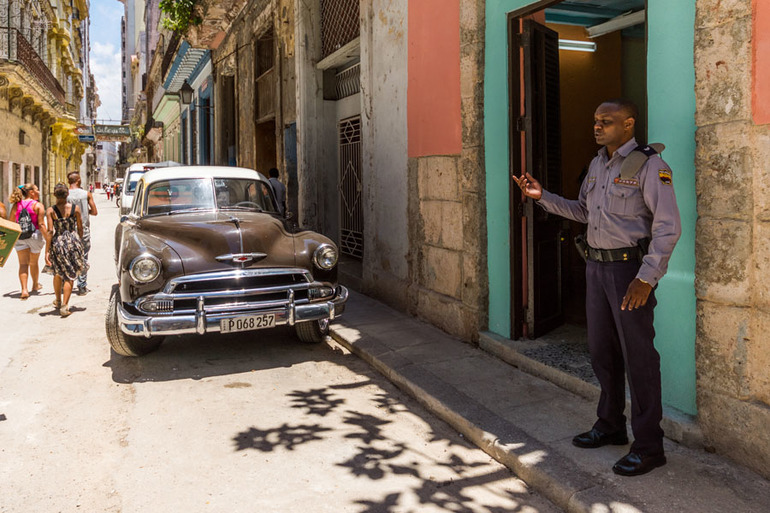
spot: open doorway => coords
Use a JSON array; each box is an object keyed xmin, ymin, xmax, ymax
[{"xmin": 509, "ymin": 1, "xmax": 647, "ymax": 352}]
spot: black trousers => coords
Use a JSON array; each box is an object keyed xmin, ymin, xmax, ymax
[{"xmin": 585, "ymin": 259, "xmax": 664, "ymax": 456}]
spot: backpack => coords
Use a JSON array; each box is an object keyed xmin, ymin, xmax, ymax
[{"xmin": 17, "ymin": 202, "xmax": 35, "ymax": 240}]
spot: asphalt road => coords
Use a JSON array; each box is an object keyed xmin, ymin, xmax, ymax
[{"xmin": 0, "ymin": 191, "xmax": 560, "ymax": 513}]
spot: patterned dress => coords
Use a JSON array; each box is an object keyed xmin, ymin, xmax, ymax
[{"xmin": 50, "ymin": 204, "xmax": 88, "ymax": 281}]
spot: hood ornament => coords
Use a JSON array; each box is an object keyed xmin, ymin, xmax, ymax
[{"xmin": 216, "ymin": 252, "xmax": 268, "ymax": 267}]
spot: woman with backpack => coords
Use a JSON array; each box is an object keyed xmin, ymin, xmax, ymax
[
  {"xmin": 7, "ymin": 183, "xmax": 48, "ymax": 300},
  {"xmin": 44, "ymin": 183, "xmax": 87, "ymax": 317}
]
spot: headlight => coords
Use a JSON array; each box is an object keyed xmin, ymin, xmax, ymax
[
  {"xmin": 129, "ymin": 254, "xmax": 162, "ymax": 283},
  {"xmin": 313, "ymin": 244, "xmax": 338, "ymax": 270}
]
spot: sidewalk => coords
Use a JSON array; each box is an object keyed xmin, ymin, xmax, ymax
[{"xmin": 330, "ymin": 290, "xmax": 770, "ymax": 513}]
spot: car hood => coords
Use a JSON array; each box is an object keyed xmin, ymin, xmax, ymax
[{"xmin": 136, "ymin": 211, "xmax": 296, "ymax": 274}]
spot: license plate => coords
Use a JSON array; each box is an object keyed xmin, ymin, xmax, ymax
[{"xmin": 221, "ymin": 314, "xmax": 276, "ymax": 333}]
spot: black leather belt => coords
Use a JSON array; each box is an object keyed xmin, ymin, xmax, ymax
[{"xmin": 587, "ymin": 245, "xmax": 643, "ymax": 263}]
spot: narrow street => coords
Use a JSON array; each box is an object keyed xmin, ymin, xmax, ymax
[{"xmin": 0, "ymin": 192, "xmax": 560, "ymax": 513}]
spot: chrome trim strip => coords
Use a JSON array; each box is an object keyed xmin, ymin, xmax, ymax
[{"xmin": 156, "ymin": 282, "xmax": 310, "ymax": 301}]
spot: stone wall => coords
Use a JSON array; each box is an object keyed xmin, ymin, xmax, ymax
[
  {"xmin": 406, "ymin": 0, "xmax": 487, "ymax": 342},
  {"xmin": 694, "ymin": 0, "xmax": 770, "ymax": 478},
  {"xmin": 211, "ymin": 0, "xmax": 279, "ymax": 171}
]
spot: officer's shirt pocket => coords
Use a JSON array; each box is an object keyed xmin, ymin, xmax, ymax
[
  {"xmin": 584, "ymin": 180, "xmax": 598, "ymax": 211},
  {"xmin": 607, "ymin": 184, "xmax": 645, "ymax": 216}
]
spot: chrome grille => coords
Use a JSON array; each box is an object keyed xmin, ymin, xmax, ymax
[{"xmin": 137, "ymin": 268, "xmax": 315, "ymax": 315}]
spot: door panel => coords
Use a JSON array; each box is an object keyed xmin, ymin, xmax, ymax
[{"xmin": 510, "ymin": 18, "xmax": 565, "ymax": 339}]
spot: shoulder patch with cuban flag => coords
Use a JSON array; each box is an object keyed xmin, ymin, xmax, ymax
[{"xmin": 658, "ymin": 169, "xmax": 672, "ymax": 185}]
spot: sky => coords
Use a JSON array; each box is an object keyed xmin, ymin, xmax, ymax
[{"xmin": 89, "ymin": 0, "xmax": 124, "ymax": 124}]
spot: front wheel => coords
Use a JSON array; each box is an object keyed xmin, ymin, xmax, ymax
[
  {"xmin": 105, "ymin": 285, "xmax": 164, "ymax": 356},
  {"xmin": 295, "ymin": 319, "xmax": 330, "ymax": 344}
]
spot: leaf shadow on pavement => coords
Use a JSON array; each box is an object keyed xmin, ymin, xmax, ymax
[{"xmin": 232, "ymin": 378, "xmax": 548, "ymax": 513}]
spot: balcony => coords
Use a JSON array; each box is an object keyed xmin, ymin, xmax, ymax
[{"xmin": 0, "ymin": 27, "xmax": 66, "ymax": 105}]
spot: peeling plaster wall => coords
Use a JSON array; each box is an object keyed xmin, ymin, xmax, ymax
[
  {"xmin": 360, "ymin": 0, "xmax": 410, "ymax": 308},
  {"xmin": 694, "ymin": 0, "xmax": 770, "ymax": 478}
]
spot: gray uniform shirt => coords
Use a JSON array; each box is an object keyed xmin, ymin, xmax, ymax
[
  {"xmin": 67, "ymin": 187, "xmax": 90, "ymax": 228},
  {"xmin": 269, "ymin": 177, "xmax": 286, "ymax": 215},
  {"xmin": 537, "ymin": 138, "xmax": 681, "ymax": 286}
]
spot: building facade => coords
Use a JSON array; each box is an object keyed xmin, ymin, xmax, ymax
[{"xmin": 0, "ymin": 0, "xmax": 90, "ymax": 207}]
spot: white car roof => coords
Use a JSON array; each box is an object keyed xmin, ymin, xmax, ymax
[{"xmin": 141, "ymin": 166, "xmax": 269, "ymax": 185}]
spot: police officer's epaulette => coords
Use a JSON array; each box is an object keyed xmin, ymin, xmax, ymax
[{"xmin": 620, "ymin": 143, "xmax": 666, "ymax": 180}]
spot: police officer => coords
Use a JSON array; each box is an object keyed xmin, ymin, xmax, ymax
[{"xmin": 515, "ymin": 99, "xmax": 681, "ymax": 476}]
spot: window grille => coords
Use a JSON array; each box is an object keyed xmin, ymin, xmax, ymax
[
  {"xmin": 338, "ymin": 116, "xmax": 363, "ymax": 259},
  {"xmin": 320, "ymin": 0, "xmax": 359, "ymax": 59},
  {"xmin": 335, "ymin": 63, "xmax": 360, "ymax": 100}
]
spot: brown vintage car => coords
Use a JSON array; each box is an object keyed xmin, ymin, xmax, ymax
[{"xmin": 106, "ymin": 166, "xmax": 348, "ymax": 356}]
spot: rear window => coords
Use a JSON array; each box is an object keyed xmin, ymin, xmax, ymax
[{"xmin": 126, "ymin": 171, "xmax": 146, "ymax": 193}]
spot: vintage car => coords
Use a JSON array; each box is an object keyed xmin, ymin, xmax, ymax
[{"xmin": 106, "ymin": 166, "xmax": 348, "ymax": 356}]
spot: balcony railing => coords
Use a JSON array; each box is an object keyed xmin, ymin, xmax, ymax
[{"xmin": 0, "ymin": 27, "xmax": 66, "ymax": 105}]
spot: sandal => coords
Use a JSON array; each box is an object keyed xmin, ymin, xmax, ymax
[
  {"xmin": 60, "ymin": 305, "xmax": 71, "ymax": 317},
  {"xmin": 53, "ymin": 299, "xmax": 61, "ymax": 309},
  {"xmin": 20, "ymin": 293, "xmax": 29, "ymax": 300}
]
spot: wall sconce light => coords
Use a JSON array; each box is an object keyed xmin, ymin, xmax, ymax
[
  {"xmin": 558, "ymin": 39, "xmax": 597, "ymax": 53},
  {"xmin": 179, "ymin": 80, "xmax": 194, "ymax": 105}
]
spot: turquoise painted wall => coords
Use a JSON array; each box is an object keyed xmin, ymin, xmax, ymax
[
  {"xmin": 646, "ymin": 1, "xmax": 697, "ymax": 415},
  {"xmin": 484, "ymin": 0, "xmax": 697, "ymax": 415}
]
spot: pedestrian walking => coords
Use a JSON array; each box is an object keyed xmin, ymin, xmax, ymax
[
  {"xmin": 45, "ymin": 183, "xmax": 87, "ymax": 317},
  {"xmin": 268, "ymin": 168, "xmax": 286, "ymax": 216},
  {"xmin": 514, "ymin": 99, "xmax": 681, "ymax": 477},
  {"xmin": 67, "ymin": 172, "xmax": 98, "ymax": 295},
  {"xmin": 7, "ymin": 184, "xmax": 48, "ymax": 300}
]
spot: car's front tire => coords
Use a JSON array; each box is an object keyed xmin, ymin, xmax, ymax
[
  {"xmin": 295, "ymin": 318, "xmax": 329, "ymax": 343},
  {"xmin": 105, "ymin": 285, "xmax": 164, "ymax": 356}
]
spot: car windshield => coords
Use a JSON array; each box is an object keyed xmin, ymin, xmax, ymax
[{"xmin": 144, "ymin": 177, "xmax": 277, "ymax": 216}]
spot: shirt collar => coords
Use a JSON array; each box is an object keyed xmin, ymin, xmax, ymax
[{"xmin": 599, "ymin": 137, "xmax": 638, "ymax": 160}]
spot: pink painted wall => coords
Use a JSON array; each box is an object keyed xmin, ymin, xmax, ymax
[
  {"xmin": 407, "ymin": 0, "xmax": 462, "ymax": 157},
  {"xmin": 753, "ymin": 0, "xmax": 770, "ymax": 124}
]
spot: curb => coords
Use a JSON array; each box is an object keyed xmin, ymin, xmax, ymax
[
  {"xmin": 330, "ymin": 327, "xmax": 639, "ymax": 513},
  {"xmin": 478, "ymin": 331, "xmax": 706, "ymax": 450}
]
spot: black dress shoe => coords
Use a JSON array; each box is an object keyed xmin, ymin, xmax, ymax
[
  {"xmin": 612, "ymin": 451, "xmax": 667, "ymax": 476},
  {"xmin": 572, "ymin": 428, "xmax": 629, "ymax": 448}
]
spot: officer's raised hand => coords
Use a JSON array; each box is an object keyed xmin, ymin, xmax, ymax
[
  {"xmin": 514, "ymin": 172, "xmax": 542, "ymax": 200},
  {"xmin": 621, "ymin": 279, "xmax": 652, "ymax": 311}
]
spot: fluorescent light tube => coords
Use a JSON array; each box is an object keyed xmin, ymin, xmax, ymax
[{"xmin": 558, "ymin": 39, "xmax": 596, "ymax": 52}]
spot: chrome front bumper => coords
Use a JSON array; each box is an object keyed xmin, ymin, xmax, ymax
[{"xmin": 118, "ymin": 285, "xmax": 348, "ymax": 338}]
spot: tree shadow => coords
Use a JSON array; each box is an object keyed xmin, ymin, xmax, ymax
[
  {"xmin": 233, "ymin": 423, "xmax": 332, "ymax": 452},
  {"xmin": 287, "ymin": 387, "xmax": 346, "ymax": 417},
  {"xmin": 234, "ymin": 382, "xmax": 553, "ymax": 513}
]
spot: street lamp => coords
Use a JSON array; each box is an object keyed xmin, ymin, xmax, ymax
[{"xmin": 179, "ymin": 80, "xmax": 194, "ymax": 105}]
